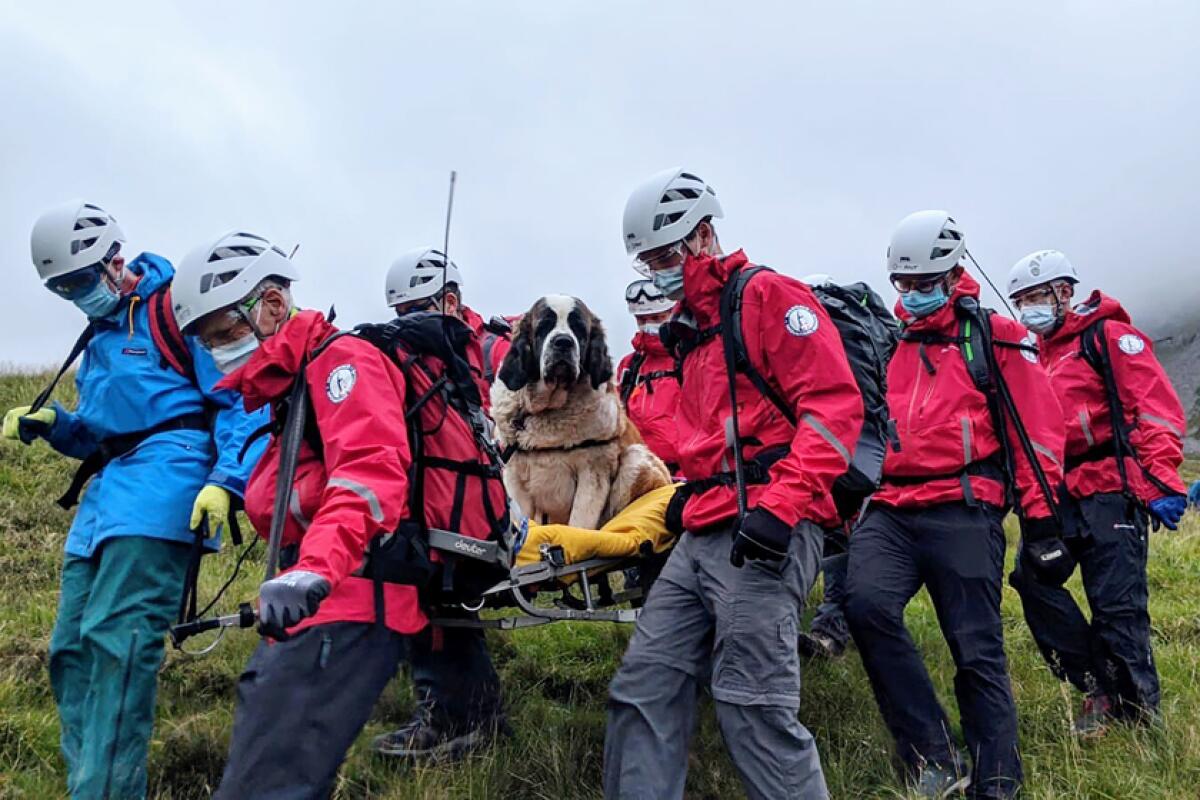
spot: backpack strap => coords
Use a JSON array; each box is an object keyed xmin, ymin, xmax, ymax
[
  {"xmin": 954, "ymin": 298, "xmax": 1060, "ymax": 523},
  {"xmin": 1077, "ymin": 318, "xmax": 1177, "ymax": 502},
  {"xmin": 722, "ymin": 266, "xmax": 797, "ymax": 426},
  {"xmin": 26, "ymin": 322, "xmax": 95, "ymax": 419},
  {"xmin": 619, "ymin": 351, "xmax": 648, "ymax": 406},
  {"xmin": 148, "ymin": 286, "xmax": 195, "ymax": 380},
  {"xmin": 482, "ymin": 332, "xmax": 499, "ymax": 384}
]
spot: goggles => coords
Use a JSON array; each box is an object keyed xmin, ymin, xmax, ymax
[
  {"xmin": 889, "ymin": 271, "xmax": 948, "ymax": 294},
  {"xmin": 45, "ymin": 242, "xmax": 122, "ymax": 300},
  {"xmin": 625, "ymin": 281, "xmax": 661, "ymax": 304}
]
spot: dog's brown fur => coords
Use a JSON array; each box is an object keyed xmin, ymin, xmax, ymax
[{"xmin": 491, "ymin": 295, "xmax": 671, "ymax": 528}]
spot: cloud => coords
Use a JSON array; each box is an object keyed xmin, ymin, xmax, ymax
[{"xmin": 2, "ymin": 0, "xmax": 1198, "ymax": 370}]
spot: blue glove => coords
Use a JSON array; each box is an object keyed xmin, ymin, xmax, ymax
[
  {"xmin": 1148, "ymin": 495, "xmax": 1187, "ymax": 531},
  {"xmin": 257, "ymin": 570, "xmax": 331, "ymax": 640},
  {"xmin": 1187, "ymin": 480, "xmax": 1200, "ymax": 508}
]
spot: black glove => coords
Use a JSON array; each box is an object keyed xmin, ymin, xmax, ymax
[
  {"xmin": 730, "ymin": 508, "xmax": 792, "ymax": 568},
  {"xmin": 257, "ymin": 570, "xmax": 331, "ymax": 640},
  {"xmin": 664, "ymin": 485, "xmax": 691, "ymax": 537},
  {"xmin": 1020, "ymin": 517, "xmax": 1076, "ymax": 587}
]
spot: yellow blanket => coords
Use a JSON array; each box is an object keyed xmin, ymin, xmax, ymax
[{"xmin": 515, "ymin": 483, "xmax": 679, "ymax": 569}]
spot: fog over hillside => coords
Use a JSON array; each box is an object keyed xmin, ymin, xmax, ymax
[{"xmin": 2, "ymin": 2, "xmax": 1198, "ymax": 369}]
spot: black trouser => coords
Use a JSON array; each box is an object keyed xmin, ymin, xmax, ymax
[
  {"xmin": 409, "ymin": 616, "xmax": 504, "ymax": 732},
  {"xmin": 845, "ymin": 503, "xmax": 1021, "ymax": 799},
  {"xmin": 216, "ymin": 623, "xmax": 407, "ymax": 800},
  {"xmin": 809, "ymin": 529, "xmax": 849, "ymax": 645},
  {"xmin": 1009, "ymin": 492, "xmax": 1159, "ymax": 719}
]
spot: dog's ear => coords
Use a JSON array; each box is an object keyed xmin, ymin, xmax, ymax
[
  {"xmin": 583, "ymin": 316, "xmax": 613, "ymax": 389},
  {"xmin": 499, "ymin": 314, "xmax": 538, "ymax": 391}
]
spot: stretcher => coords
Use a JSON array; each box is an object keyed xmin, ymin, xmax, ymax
[
  {"xmin": 171, "ymin": 484, "xmax": 680, "ymax": 647},
  {"xmin": 432, "ymin": 483, "xmax": 679, "ymax": 630}
]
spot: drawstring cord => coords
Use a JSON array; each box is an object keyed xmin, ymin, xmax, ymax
[{"xmin": 127, "ymin": 295, "xmax": 141, "ymax": 339}]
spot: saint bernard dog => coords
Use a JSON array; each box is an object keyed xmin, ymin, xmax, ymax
[{"xmin": 490, "ymin": 294, "xmax": 672, "ymax": 528}]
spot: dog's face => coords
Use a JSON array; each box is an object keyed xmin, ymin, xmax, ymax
[{"xmin": 499, "ymin": 294, "xmax": 612, "ymax": 391}]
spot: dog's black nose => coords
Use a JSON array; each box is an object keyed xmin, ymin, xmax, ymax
[{"xmin": 550, "ymin": 334, "xmax": 575, "ymax": 351}]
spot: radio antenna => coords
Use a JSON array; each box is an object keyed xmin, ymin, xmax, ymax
[{"xmin": 966, "ymin": 249, "xmax": 1016, "ymax": 319}]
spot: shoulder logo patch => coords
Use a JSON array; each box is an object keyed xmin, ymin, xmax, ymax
[
  {"xmin": 1117, "ymin": 334, "xmax": 1145, "ymax": 355},
  {"xmin": 326, "ymin": 364, "xmax": 358, "ymax": 403},
  {"xmin": 784, "ymin": 305, "xmax": 819, "ymax": 337},
  {"xmin": 1020, "ymin": 332, "xmax": 1039, "ymax": 363}
]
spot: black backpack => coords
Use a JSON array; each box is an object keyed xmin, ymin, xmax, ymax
[
  {"xmin": 718, "ymin": 267, "xmax": 899, "ymax": 520},
  {"xmin": 266, "ymin": 313, "xmax": 511, "ymax": 610}
]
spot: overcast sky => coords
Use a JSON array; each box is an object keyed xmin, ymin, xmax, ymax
[{"xmin": 3, "ymin": 1, "xmax": 1198, "ymax": 368}]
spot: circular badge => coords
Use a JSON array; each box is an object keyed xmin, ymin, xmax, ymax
[
  {"xmin": 326, "ymin": 364, "xmax": 358, "ymax": 403},
  {"xmin": 784, "ymin": 305, "xmax": 819, "ymax": 337},
  {"xmin": 1117, "ymin": 334, "xmax": 1145, "ymax": 355},
  {"xmin": 1020, "ymin": 332, "xmax": 1039, "ymax": 363}
]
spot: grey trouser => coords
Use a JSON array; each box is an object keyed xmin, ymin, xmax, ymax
[{"xmin": 604, "ymin": 522, "xmax": 829, "ymax": 800}]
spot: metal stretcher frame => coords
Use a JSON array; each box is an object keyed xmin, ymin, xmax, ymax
[
  {"xmin": 429, "ymin": 533, "xmax": 653, "ymax": 630},
  {"xmin": 169, "ymin": 529, "xmax": 660, "ymax": 648}
]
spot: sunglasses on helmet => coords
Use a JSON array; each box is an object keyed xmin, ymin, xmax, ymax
[{"xmin": 44, "ymin": 242, "xmax": 122, "ymax": 300}]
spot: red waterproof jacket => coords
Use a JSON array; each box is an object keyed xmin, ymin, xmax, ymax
[
  {"xmin": 873, "ymin": 273, "xmax": 1065, "ymax": 519},
  {"xmin": 222, "ymin": 312, "xmax": 509, "ymax": 637},
  {"xmin": 618, "ymin": 331, "xmax": 682, "ymax": 471},
  {"xmin": 674, "ymin": 250, "xmax": 864, "ymax": 531},
  {"xmin": 221, "ymin": 311, "xmax": 425, "ymax": 636},
  {"xmin": 462, "ymin": 305, "xmax": 512, "ymax": 398},
  {"xmin": 1039, "ymin": 290, "xmax": 1186, "ymax": 502}
]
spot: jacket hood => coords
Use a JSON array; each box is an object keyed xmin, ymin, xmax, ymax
[
  {"xmin": 682, "ymin": 249, "xmax": 750, "ymax": 325},
  {"xmin": 216, "ymin": 310, "xmax": 338, "ymax": 410},
  {"xmin": 895, "ymin": 270, "xmax": 982, "ymax": 333},
  {"xmin": 128, "ymin": 252, "xmax": 173, "ymax": 299},
  {"xmin": 92, "ymin": 252, "xmax": 172, "ymax": 323},
  {"xmin": 460, "ymin": 305, "xmax": 487, "ymax": 336},
  {"xmin": 1050, "ymin": 289, "xmax": 1131, "ymax": 341},
  {"xmin": 631, "ymin": 329, "xmax": 670, "ymax": 356}
]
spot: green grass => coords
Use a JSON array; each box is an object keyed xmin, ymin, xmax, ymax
[{"xmin": 1, "ymin": 371, "xmax": 1199, "ymax": 798}]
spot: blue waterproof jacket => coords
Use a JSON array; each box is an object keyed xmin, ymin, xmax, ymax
[{"xmin": 42, "ymin": 253, "xmax": 268, "ymax": 558}]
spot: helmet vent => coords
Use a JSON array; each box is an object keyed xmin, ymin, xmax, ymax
[
  {"xmin": 680, "ymin": 172, "xmax": 702, "ymax": 181},
  {"xmin": 73, "ymin": 216, "xmax": 107, "ymax": 231},
  {"xmin": 209, "ymin": 245, "xmax": 265, "ymax": 262}
]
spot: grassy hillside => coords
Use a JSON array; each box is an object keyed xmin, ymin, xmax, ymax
[{"xmin": 1, "ymin": 371, "xmax": 1199, "ymax": 799}]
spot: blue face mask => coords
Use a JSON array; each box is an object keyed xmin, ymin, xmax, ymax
[
  {"xmin": 899, "ymin": 284, "xmax": 949, "ymax": 318},
  {"xmin": 1019, "ymin": 304, "xmax": 1058, "ymax": 334},
  {"xmin": 72, "ymin": 281, "xmax": 122, "ymax": 319},
  {"xmin": 211, "ymin": 332, "xmax": 260, "ymax": 374},
  {"xmin": 650, "ymin": 265, "xmax": 685, "ymax": 300}
]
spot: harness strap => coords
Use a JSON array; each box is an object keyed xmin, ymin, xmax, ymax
[
  {"xmin": 148, "ymin": 286, "xmax": 194, "ymax": 379},
  {"xmin": 501, "ymin": 436, "xmax": 617, "ymax": 463},
  {"xmin": 28, "ymin": 323, "xmax": 95, "ymax": 417},
  {"xmin": 57, "ymin": 412, "xmax": 210, "ymax": 509}
]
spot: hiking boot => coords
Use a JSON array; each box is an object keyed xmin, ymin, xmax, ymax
[
  {"xmin": 797, "ymin": 630, "xmax": 846, "ymax": 659},
  {"xmin": 372, "ymin": 708, "xmax": 509, "ymax": 764},
  {"xmin": 912, "ymin": 756, "xmax": 971, "ymax": 798},
  {"xmin": 1072, "ymin": 694, "xmax": 1114, "ymax": 738}
]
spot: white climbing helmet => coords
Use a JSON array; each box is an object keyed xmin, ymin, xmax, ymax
[
  {"xmin": 30, "ymin": 200, "xmax": 127, "ymax": 281},
  {"xmin": 384, "ymin": 246, "xmax": 464, "ymax": 307},
  {"xmin": 622, "ymin": 167, "xmax": 724, "ymax": 275},
  {"xmin": 625, "ymin": 279, "xmax": 675, "ymax": 316},
  {"xmin": 1007, "ymin": 250, "xmax": 1079, "ymax": 298},
  {"xmin": 172, "ymin": 231, "xmax": 300, "ymax": 332},
  {"xmin": 886, "ymin": 210, "xmax": 966, "ymax": 276}
]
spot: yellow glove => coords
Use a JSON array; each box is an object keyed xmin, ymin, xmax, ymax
[
  {"xmin": 190, "ymin": 485, "xmax": 231, "ymax": 537},
  {"xmin": 2, "ymin": 405, "xmax": 57, "ymax": 442}
]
